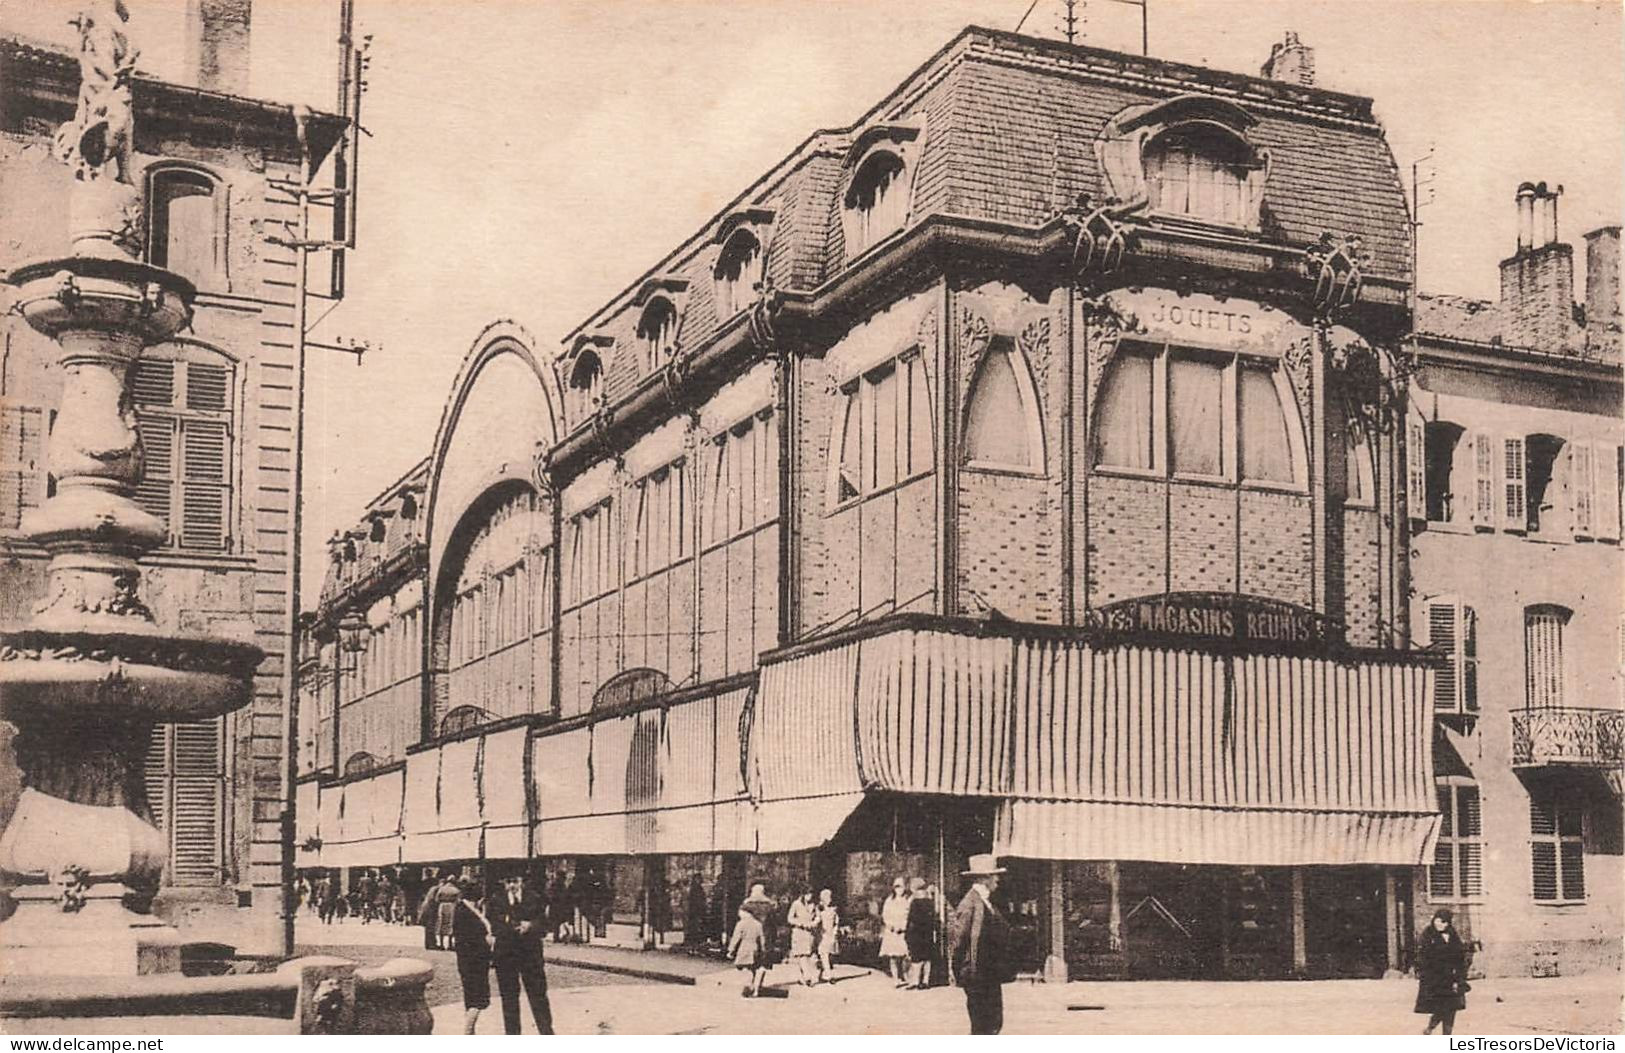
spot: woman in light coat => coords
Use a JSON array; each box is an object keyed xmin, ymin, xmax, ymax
[
  {"xmin": 879, "ymin": 877, "xmax": 912, "ymax": 985},
  {"xmin": 815, "ymin": 888, "xmax": 840, "ymax": 983},
  {"xmin": 786, "ymin": 889, "xmax": 819, "ymax": 986}
]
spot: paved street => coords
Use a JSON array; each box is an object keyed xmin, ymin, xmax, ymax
[{"xmin": 296, "ymin": 916, "xmax": 1622, "ymax": 1036}]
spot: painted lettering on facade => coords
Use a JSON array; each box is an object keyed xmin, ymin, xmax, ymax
[{"xmin": 1086, "ymin": 592, "xmax": 1331, "ymax": 647}]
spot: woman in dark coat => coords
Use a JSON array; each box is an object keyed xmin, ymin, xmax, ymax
[
  {"xmin": 450, "ymin": 877, "xmax": 495, "ymax": 1035},
  {"xmin": 1415, "ymin": 908, "xmax": 1470, "ymax": 1035},
  {"xmin": 904, "ymin": 877, "xmax": 938, "ymax": 989}
]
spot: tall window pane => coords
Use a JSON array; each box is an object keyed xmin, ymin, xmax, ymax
[
  {"xmin": 1169, "ymin": 356, "xmax": 1225, "ymax": 476},
  {"xmin": 965, "ymin": 345, "xmax": 1032, "ymax": 467},
  {"xmin": 1093, "ymin": 351, "xmax": 1154, "ymax": 470},
  {"xmin": 1241, "ymin": 364, "xmax": 1294, "ymax": 483}
]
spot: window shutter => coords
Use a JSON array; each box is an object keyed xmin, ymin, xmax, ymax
[
  {"xmin": 134, "ymin": 411, "xmax": 175, "ymax": 534},
  {"xmin": 180, "ymin": 418, "xmax": 229, "ymax": 550},
  {"xmin": 1474, "ymin": 433, "xmax": 1495, "ymax": 526},
  {"xmin": 1594, "ymin": 442, "xmax": 1620, "ymax": 541},
  {"xmin": 1407, "ymin": 418, "xmax": 1427, "ymax": 521},
  {"xmin": 0, "ymin": 403, "xmax": 46, "ymax": 531},
  {"xmin": 1463, "ymin": 605, "xmax": 1479, "ymax": 711},
  {"xmin": 1559, "ymin": 841, "xmax": 1586, "ymax": 900},
  {"xmin": 1572, "ymin": 443, "xmax": 1594, "ymax": 537},
  {"xmin": 130, "ymin": 358, "xmax": 175, "ymax": 406},
  {"xmin": 1503, "ymin": 436, "xmax": 1527, "ymax": 530},
  {"xmin": 1430, "ymin": 841, "xmax": 1455, "ymax": 898},
  {"xmin": 1429, "ymin": 600, "xmax": 1460, "ymax": 712},
  {"xmin": 143, "ymin": 724, "xmax": 170, "ymax": 830},
  {"xmin": 169, "ymin": 776, "xmax": 223, "ymax": 885},
  {"xmin": 185, "ymin": 362, "xmax": 231, "ymax": 412}
]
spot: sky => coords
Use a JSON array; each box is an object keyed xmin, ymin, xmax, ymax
[{"xmin": 7, "ymin": 0, "xmax": 1623, "ymax": 602}]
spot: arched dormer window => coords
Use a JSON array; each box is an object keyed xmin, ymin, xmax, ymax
[
  {"xmin": 129, "ymin": 342, "xmax": 237, "ymax": 551},
  {"xmin": 638, "ymin": 296, "xmax": 679, "ymax": 373},
  {"xmin": 714, "ymin": 229, "xmax": 764, "ymax": 320},
  {"xmin": 840, "ymin": 121, "xmax": 923, "ymax": 260},
  {"xmin": 1096, "ymin": 96, "xmax": 1269, "ymax": 230},
  {"xmin": 1144, "ymin": 124, "xmax": 1257, "ymax": 226},
  {"xmin": 146, "ymin": 163, "xmax": 227, "ymax": 290},
  {"xmin": 963, "ymin": 336, "xmax": 1045, "ymax": 473},
  {"xmin": 567, "ymin": 349, "xmax": 604, "ymax": 421}
]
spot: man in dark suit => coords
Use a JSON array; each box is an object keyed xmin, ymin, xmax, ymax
[
  {"xmin": 947, "ymin": 854, "xmax": 1012, "ymax": 1035},
  {"xmin": 490, "ymin": 872, "xmax": 554, "ymax": 1035}
]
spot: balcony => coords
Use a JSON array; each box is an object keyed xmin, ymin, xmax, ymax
[{"xmin": 1511, "ymin": 707, "xmax": 1625, "ymax": 768}]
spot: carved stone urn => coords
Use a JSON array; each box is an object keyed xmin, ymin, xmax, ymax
[{"xmin": 0, "ymin": 3, "xmax": 261, "ymax": 977}]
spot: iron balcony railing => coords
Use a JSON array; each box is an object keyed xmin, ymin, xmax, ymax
[{"xmin": 1511, "ymin": 706, "xmax": 1625, "ymax": 768}]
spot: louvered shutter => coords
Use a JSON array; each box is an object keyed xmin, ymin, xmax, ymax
[
  {"xmin": 1429, "ymin": 600, "xmax": 1460, "ymax": 712},
  {"xmin": 1462, "ymin": 605, "xmax": 1479, "ymax": 711},
  {"xmin": 180, "ymin": 417, "xmax": 229, "ymax": 550},
  {"xmin": 1594, "ymin": 442, "xmax": 1620, "ymax": 541},
  {"xmin": 134, "ymin": 412, "xmax": 175, "ymax": 535},
  {"xmin": 1406, "ymin": 418, "xmax": 1427, "ymax": 521},
  {"xmin": 0, "ymin": 403, "xmax": 47, "ymax": 531},
  {"xmin": 1572, "ymin": 443, "xmax": 1594, "ymax": 537},
  {"xmin": 130, "ymin": 358, "xmax": 175, "ymax": 406},
  {"xmin": 185, "ymin": 362, "xmax": 230, "ymax": 412},
  {"xmin": 1457, "ymin": 786, "xmax": 1483, "ymax": 896},
  {"xmin": 1503, "ymin": 436, "xmax": 1527, "ymax": 530},
  {"xmin": 1474, "ymin": 433, "xmax": 1495, "ymax": 526},
  {"xmin": 169, "ymin": 719, "xmax": 224, "ymax": 886},
  {"xmin": 143, "ymin": 724, "xmax": 170, "ymax": 830}
]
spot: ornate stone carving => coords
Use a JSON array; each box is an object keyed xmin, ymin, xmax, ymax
[
  {"xmin": 1304, "ymin": 232, "xmax": 1372, "ymax": 318},
  {"xmin": 1018, "ymin": 316, "xmax": 1050, "ymax": 359},
  {"xmin": 747, "ymin": 280, "xmax": 783, "ymax": 352},
  {"xmin": 1079, "ymin": 293, "xmax": 1138, "ymax": 404},
  {"xmin": 1329, "ymin": 330, "xmax": 1414, "ymax": 435},
  {"xmin": 1061, "ymin": 195, "xmax": 1138, "ymax": 278},
  {"xmin": 55, "ymin": 865, "xmax": 91, "ymax": 913},
  {"xmin": 916, "ymin": 305, "xmax": 938, "ymax": 359},
  {"xmin": 55, "ymin": 1, "xmax": 138, "ymax": 185}
]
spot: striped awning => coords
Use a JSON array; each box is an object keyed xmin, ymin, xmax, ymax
[
  {"xmin": 752, "ymin": 627, "xmax": 1439, "ymax": 866},
  {"xmin": 532, "ymin": 685, "xmax": 754, "ymax": 856}
]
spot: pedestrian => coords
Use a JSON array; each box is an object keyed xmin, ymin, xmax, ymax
[
  {"xmin": 547, "ymin": 871, "xmax": 571, "ymax": 942},
  {"xmin": 431, "ymin": 872, "xmax": 462, "ymax": 950},
  {"xmin": 727, "ymin": 904, "xmax": 768, "ymax": 997},
  {"xmin": 1415, "ymin": 908, "xmax": 1470, "ymax": 1035},
  {"xmin": 787, "ymin": 888, "xmax": 819, "ymax": 986},
  {"xmin": 880, "ymin": 875, "xmax": 911, "ymax": 986},
  {"xmin": 741, "ymin": 882, "xmax": 777, "ymax": 963},
  {"xmin": 684, "ymin": 873, "xmax": 711, "ymax": 947},
  {"xmin": 490, "ymin": 871, "xmax": 554, "ymax": 1035},
  {"xmin": 319, "ymin": 875, "xmax": 339, "ymax": 925},
  {"xmin": 947, "ymin": 854, "xmax": 1013, "ymax": 1035},
  {"xmin": 815, "ymin": 888, "xmax": 840, "ymax": 983},
  {"xmin": 567, "ymin": 867, "xmax": 592, "ymax": 943},
  {"xmin": 390, "ymin": 881, "xmax": 408, "ymax": 926},
  {"xmin": 905, "ymin": 876, "xmax": 937, "ymax": 989},
  {"xmin": 451, "ymin": 875, "xmax": 495, "ymax": 1035},
  {"xmin": 357, "ymin": 869, "xmax": 377, "ymax": 924}
]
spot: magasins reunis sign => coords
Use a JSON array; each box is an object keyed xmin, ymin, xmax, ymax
[{"xmin": 1083, "ymin": 592, "xmax": 1336, "ymax": 648}]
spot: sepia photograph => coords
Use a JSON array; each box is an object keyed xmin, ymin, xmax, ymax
[{"xmin": 0, "ymin": 0, "xmax": 1620, "ymax": 1038}]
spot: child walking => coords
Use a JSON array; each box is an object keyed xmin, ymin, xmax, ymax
[{"xmin": 727, "ymin": 905, "xmax": 768, "ymax": 997}]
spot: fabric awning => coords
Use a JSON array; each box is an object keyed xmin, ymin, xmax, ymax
[
  {"xmin": 751, "ymin": 625, "xmax": 1439, "ymax": 867},
  {"xmin": 319, "ymin": 768, "xmax": 405, "ymax": 868}
]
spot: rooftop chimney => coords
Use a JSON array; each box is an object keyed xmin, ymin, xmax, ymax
[
  {"xmin": 1261, "ymin": 31, "xmax": 1315, "ymax": 87},
  {"xmin": 1583, "ymin": 226, "xmax": 1622, "ymax": 357},
  {"xmin": 185, "ymin": 0, "xmax": 252, "ymax": 96},
  {"xmin": 1500, "ymin": 182, "xmax": 1578, "ymax": 352}
]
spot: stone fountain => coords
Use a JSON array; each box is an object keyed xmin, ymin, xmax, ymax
[{"xmin": 0, "ymin": 0, "xmax": 262, "ymax": 977}]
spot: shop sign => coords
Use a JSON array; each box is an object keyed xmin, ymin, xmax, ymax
[
  {"xmin": 1106, "ymin": 289, "xmax": 1296, "ymax": 355},
  {"xmin": 1085, "ymin": 592, "xmax": 1334, "ymax": 647}
]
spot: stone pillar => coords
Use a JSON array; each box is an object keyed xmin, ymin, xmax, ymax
[
  {"xmin": 1043, "ymin": 860, "xmax": 1068, "ymax": 982},
  {"xmin": 1384, "ymin": 869, "xmax": 1401, "ymax": 974},
  {"xmin": 1107, "ymin": 861, "xmax": 1122, "ymax": 953},
  {"xmin": 1290, "ymin": 867, "xmax": 1308, "ymax": 975}
]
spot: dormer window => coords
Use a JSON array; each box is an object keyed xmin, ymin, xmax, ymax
[
  {"xmin": 840, "ymin": 121, "xmax": 923, "ymax": 260},
  {"xmin": 714, "ymin": 229, "xmax": 765, "ymax": 320},
  {"xmin": 638, "ymin": 297, "xmax": 679, "ymax": 373},
  {"xmin": 1097, "ymin": 96, "xmax": 1269, "ymax": 231},
  {"xmin": 1144, "ymin": 126, "xmax": 1256, "ymax": 226},
  {"xmin": 146, "ymin": 163, "xmax": 227, "ymax": 290},
  {"xmin": 568, "ymin": 350, "xmax": 604, "ymax": 421}
]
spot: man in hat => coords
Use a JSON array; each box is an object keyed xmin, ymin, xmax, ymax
[
  {"xmin": 490, "ymin": 871, "xmax": 554, "ymax": 1034},
  {"xmin": 947, "ymin": 854, "xmax": 1012, "ymax": 1035}
]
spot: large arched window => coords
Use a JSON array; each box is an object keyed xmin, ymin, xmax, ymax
[
  {"xmin": 963, "ymin": 336, "xmax": 1044, "ymax": 473},
  {"xmin": 714, "ymin": 229, "xmax": 764, "ymax": 320},
  {"xmin": 638, "ymin": 297, "xmax": 679, "ymax": 373},
  {"xmin": 1091, "ymin": 343, "xmax": 1305, "ymax": 488},
  {"xmin": 129, "ymin": 343, "xmax": 236, "ymax": 551},
  {"xmin": 147, "ymin": 163, "xmax": 226, "ymax": 289}
]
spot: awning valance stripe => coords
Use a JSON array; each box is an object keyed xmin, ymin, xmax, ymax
[
  {"xmin": 319, "ymin": 768, "xmax": 405, "ymax": 867},
  {"xmin": 754, "ymin": 641, "xmax": 863, "ymax": 804},
  {"xmin": 995, "ymin": 798, "xmax": 1441, "ymax": 867}
]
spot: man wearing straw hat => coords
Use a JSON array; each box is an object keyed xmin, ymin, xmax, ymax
[{"xmin": 947, "ymin": 854, "xmax": 1014, "ymax": 1035}]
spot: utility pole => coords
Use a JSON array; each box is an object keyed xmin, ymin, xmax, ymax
[{"xmin": 271, "ymin": 3, "xmax": 372, "ymax": 958}]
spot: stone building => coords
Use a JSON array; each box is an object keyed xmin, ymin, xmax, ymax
[
  {"xmin": 1408, "ymin": 189, "xmax": 1622, "ymax": 976},
  {"xmin": 296, "ymin": 26, "xmax": 1477, "ymax": 981},
  {"xmin": 0, "ymin": 9, "xmax": 348, "ymax": 955}
]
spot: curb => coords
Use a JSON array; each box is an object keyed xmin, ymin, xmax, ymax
[{"xmin": 543, "ymin": 951, "xmax": 701, "ymax": 986}]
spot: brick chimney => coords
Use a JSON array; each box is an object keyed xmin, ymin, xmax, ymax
[
  {"xmin": 1261, "ymin": 31, "xmax": 1315, "ymax": 86},
  {"xmin": 185, "ymin": 0, "xmax": 252, "ymax": 96},
  {"xmin": 1584, "ymin": 225, "xmax": 1622, "ymax": 356},
  {"xmin": 1499, "ymin": 182, "xmax": 1578, "ymax": 352}
]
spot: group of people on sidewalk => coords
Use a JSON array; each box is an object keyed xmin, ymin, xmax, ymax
[{"xmin": 425, "ymin": 872, "xmax": 555, "ymax": 1036}]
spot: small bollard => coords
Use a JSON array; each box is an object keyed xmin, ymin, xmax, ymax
[{"xmin": 279, "ymin": 955, "xmax": 357, "ymax": 1034}]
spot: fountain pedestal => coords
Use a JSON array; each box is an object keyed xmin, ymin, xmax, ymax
[{"xmin": 1, "ymin": 230, "xmax": 261, "ymax": 976}]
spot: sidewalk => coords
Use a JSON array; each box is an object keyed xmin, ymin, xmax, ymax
[{"xmin": 429, "ymin": 969, "xmax": 1625, "ymax": 1036}]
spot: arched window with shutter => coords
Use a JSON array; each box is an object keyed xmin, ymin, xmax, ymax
[
  {"xmin": 1523, "ymin": 604, "xmax": 1571, "ymax": 709},
  {"xmin": 129, "ymin": 344, "xmax": 236, "ymax": 552},
  {"xmin": 146, "ymin": 163, "xmax": 228, "ymax": 291}
]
